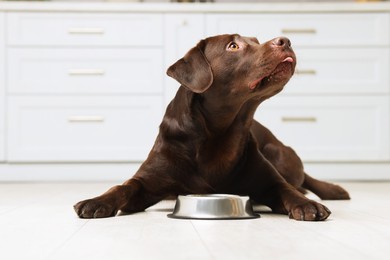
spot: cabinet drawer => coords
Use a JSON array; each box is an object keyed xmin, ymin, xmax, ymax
[
  {"xmin": 206, "ymin": 13, "xmax": 390, "ymax": 46},
  {"xmin": 7, "ymin": 12, "xmax": 163, "ymax": 46},
  {"xmin": 255, "ymin": 96, "xmax": 390, "ymax": 162},
  {"xmin": 8, "ymin": 48, "xmax": 163, "ymax": 94},
  {"xmin": 285, "ymin": 48, "xmax": 390, "ymax": 95},
  {"xmin": 7, "ymin": 97, "xmax": 163, "ymax": 162}
]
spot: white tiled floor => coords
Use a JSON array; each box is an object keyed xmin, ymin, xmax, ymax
[{"xmin": 0, "ymin": 182, "xmax": 389, "ymax": 260}]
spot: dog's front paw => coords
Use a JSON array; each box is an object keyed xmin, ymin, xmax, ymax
[
  {"xmin": 74, "ymin": 199, "xmax": 118, "ymax": 219},
  {"xmin": 289, "ymin": 201, "xmax": 331, "ymax": 221}
]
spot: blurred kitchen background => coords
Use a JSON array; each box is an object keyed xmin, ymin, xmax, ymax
[{"xmin": 0, "ymin": 0, "xmax": 389, "ymax": 182}]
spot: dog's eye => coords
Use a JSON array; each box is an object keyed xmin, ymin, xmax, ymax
[{"xmin": 227, "ymin": 42, "xmax": 240, "ymax": 51}]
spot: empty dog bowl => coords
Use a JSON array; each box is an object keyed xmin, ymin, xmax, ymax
[{"xmin": 167, "ymin": 194, "xmax": 260, "ymax": 220}]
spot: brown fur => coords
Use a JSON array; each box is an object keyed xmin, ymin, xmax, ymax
[{"xmin": 74, "ymin": 34, "xmax": 350, "ymax": 221}]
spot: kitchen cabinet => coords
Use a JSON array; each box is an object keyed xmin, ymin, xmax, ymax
[
  {"xmin": 8, "ymin": 96, "xmax": 162, "ymax": 162},
  {"xmin": 8, "ymin": 48, "xmax": 163, "ymax": 95},
  {"xmin": 285, "ymin": 48, "xmax": 389, "ymax": 95},
  {"xmin": 0, "ymin": 2, "xmax": 390, "ymax": 180},
  {"xmin": 5, "ymin": 12, "xmax": 165, "ymax": 162},
  {"xmin": 205, "ymin": 13, "xmax": 389, "ymax": 46},
  {"xmin": 7, "ymin": 12, "xmax": 163, "ymax": 46},
  {"xmin": 256, "ymin": 96, "xmax": 390, "ymax": 162}
]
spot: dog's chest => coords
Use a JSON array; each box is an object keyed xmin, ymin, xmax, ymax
[{"xmin": 196, "ymin": 130, "xmax": 248, "ymax": 183}]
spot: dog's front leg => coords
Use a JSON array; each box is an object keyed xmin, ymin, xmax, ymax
[
  {"xmin": 260, "ymin": 178, "xmax": 332, "ymax": 221},
  {"xmin": 74, "ymin": 160, "xmax": 172, "ymax": 218},
  {"xmin": 74, "ymin": 177, "xmax": 167, "ymax": 218},
  {"xmin": 238, "ymin": 139, "xmax": 332, "ymax": 221}
]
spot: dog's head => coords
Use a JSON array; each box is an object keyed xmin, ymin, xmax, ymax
[{"xmin": 167, "ymin": 34, "xmax": 296, "ymax": 102}]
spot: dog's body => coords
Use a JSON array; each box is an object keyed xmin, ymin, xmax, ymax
[{"xmin": 74, "ymin": 34, "xmax": 350, "ymax": 221}]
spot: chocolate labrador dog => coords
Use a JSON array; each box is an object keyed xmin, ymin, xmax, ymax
[{"xmin": 74, "ymin": 34, "xmax": 350, "ymax": 221}]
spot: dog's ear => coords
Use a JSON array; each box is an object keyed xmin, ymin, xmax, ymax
[{"xmin": 167, "ymin": 40, "xmax": 213, "ymax": 93}]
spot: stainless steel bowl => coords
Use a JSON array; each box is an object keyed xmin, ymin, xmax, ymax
[{"xmin": 167, "ymin": 194, "xmax": 260, "ymax": 220}]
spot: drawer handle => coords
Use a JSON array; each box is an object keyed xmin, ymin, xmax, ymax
[
  {"xmin": 68, "ymin": 69, "xmax": 105, "ymax": 76},
  {"xmin": 296, "ymin": 69, "xmax": 317, "ymax": 75},
  {"xmin": 68, "ymin": 28, "xmax": 105, "ymax": 34},
  {"xmin": 281, "ymin": 29, "xmax": 317, "ymax": 34},
  {"xmin": 282, "ymin": 117, "xmax": 317, "ymax": 123},
  {"xmin": 68, "ymin": 116, "xmax": 105, "ymax": 123}
]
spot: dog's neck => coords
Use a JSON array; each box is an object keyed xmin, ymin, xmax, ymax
[
  {"xmin": 163, "ymin": 86, "xmax": 261, "ymax": 138},
  {"xmin": 193, "ymin": 89, "xmax": 263, "ymax": 183},
  {"xmin": 196, "ymin": 91, "xmax": 261, "ymax": 135}
]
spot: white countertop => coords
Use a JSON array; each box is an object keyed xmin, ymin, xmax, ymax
[{"xmin": 0, "ymin": 1, "xmax": 390, "ymax": 13}]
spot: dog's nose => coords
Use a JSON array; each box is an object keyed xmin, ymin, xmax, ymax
[{"xmin": 272, "ymin": 37, "xmax": 291, "ymax": 49}]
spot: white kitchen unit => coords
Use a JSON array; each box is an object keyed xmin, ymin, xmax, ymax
[
  {"xmin": 284, "ymin": 48, "xmax": 390, "ymax": 95},
  {"xmin": 0, "ymin": 13, "xmax": 5, "ymax": 161},
  {"xmin": 7, "ymin": 48, "xmax": 163, "ymax": 95},
  {"xmin": 205, "ymin": 13, "xmax": 390, "ymax": 46},
  {"xmin": 7, "ymin": 96, "xmax": 162, "ymax": 162},
  {"xmin": 5, "ymin": 11, "xmax": 164, "ymax": 163},
  {"xmin": 256, "ymin": 96, "xmax": 390, "ymax": 162},
  {"xmin": 0, "ymin": 1, "xmax": 389, "ymax": 181},
  {"xmin": 6, "ymin": 12, "xmax": 163, "ymax": 46}
]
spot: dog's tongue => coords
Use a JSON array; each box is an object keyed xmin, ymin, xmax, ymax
[{"xmin": 283, "ymin": 57, "xmax": 294, "ymax": 63}]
